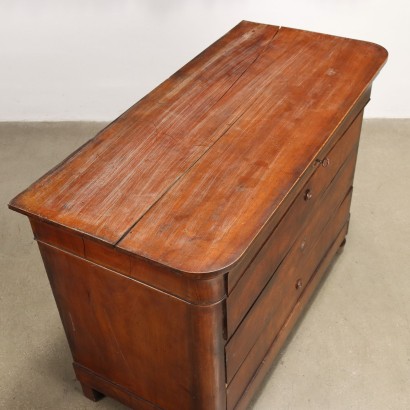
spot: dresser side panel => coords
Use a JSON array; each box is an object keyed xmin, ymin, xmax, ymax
[{"xmin": 36, "ymin": 242, "xmax": 226, "ymax": 410}]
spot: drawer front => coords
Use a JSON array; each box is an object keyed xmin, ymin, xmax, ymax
[
  {"xmin": 227, "ymin": 110, "xmax": 363, "ymax": 294},
  {"xmin": 226, "ymin": 119, "xmax": 362, "ymax": 338},
  {"xmin": 227, "ymin": 221, "xmax": 350, "ymax": 410},
  {"xmin": 226, "ymin": 188, "xmax": 353, "ymax": 385},
  {"xmin": 225, "ymin": 152, "xmax": 357, "ymax": 382}
]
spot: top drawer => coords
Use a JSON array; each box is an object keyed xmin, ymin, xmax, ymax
[{"xmin": 226, "ymin": 110, "xmax": 363, "ymax": 337}]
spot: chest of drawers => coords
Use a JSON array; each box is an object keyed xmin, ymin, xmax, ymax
[{"xmin": 9, "ymin": 21, "xmax": 387, "ymax": 410}]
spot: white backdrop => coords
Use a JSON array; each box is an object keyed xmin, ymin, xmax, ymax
[{"xmin": 1, "ymin": 0, "xmax": 408, "ymax": 120}]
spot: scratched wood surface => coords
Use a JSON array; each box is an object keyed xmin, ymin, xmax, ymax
[
  {"xmin": 9, "ymin": 21, "xmax": 387, "ymax": 275},
  {"xmin": 9, "ymin": 21, "xmax": 279, "ymax": 243}
]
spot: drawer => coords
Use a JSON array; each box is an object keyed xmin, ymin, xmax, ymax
[
  {"xmin": 228, "ymin": 109, "xmax": 364, "ymax": 294},
  {"xmin": 227, "ymin": 110, "xmax": 363, "ymax": 294},
  {"xmin": 227, "ymin": 221, "xmax": 350, "ymax": 410},
  {"xmin": 225, "ymin": 179, "xmax": 354, "ymax": 383},
  {"xmin": 226, "ymin": 129, "xmax": 361, "ymax": 338}
]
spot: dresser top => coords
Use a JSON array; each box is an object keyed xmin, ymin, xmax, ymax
[{"xmin": 10, "ymin": 21, "xmax": 387, "ymax": 275}]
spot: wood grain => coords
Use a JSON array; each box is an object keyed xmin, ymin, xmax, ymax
[
  {"xmin": 118, "ymin": 26, "xmax": 387, "ymax": 275},
  {"xmin": 9, "ymin": 22, "xmax": 387, "ymax": 277},
  {"xmin": 9, "ymin": 21, "xmax": 279, "ymax": 245}
]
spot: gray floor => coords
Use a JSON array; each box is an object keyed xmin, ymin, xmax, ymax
[{"xmin": 0, "ymin": 120, "xmax": 409, "ymax": 410}]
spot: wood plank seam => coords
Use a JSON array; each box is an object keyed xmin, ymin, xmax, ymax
[{"xmin": 113, "ymin": 27, "xmax": 282, "ymax": 247}]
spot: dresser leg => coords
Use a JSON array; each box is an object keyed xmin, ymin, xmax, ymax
[
  {"xmin": 336, "ymin": 237, "xmax": 347, "ymax": 255},
  {"xmin": 80, "ymin": 382, "xmax": 105, "ymax": 402}
]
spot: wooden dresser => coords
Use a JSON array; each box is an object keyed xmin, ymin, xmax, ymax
[{"xmin": 9, "ymin": 21, "xmax": 387, "ymax": 410}]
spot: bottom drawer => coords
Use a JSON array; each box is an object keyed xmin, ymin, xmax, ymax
[{"xmin": 226, "ymin": 189, "xmax": 352, "ymax": 408}]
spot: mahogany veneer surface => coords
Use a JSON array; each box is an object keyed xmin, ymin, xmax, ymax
[{"xmin": 9, "ymin": 21, "xmax": 387, "ymax": 410}]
